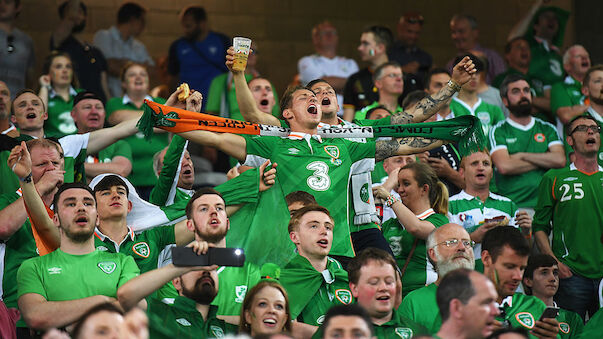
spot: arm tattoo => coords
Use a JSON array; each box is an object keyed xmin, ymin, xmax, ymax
[
  {"xmin": 390, "ymin": 111, "xmax": 414, "ymax": 125},
  {"xmin": 411, "ymin": 85, "xmax": 456, "ymax": 119},
  {"xmin": 375, "ymin": 137, "xmax": 439, "ymax": 162}
]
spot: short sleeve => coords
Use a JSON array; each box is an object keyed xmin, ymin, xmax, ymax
[
  {"xmin": 532, "ymin": 172, "xmax": 555, "ymax": 234},
  {"xmin": 17, "ymin": 258, "xmax": 46, "ymax": 299},
  {"xmin": 105, "ymin": 97, "xmax": 122, "ymax": 118},
  {"xmin": 543, "ymin": 121, "xmax": 562, "ymax": 147},
  {"xmin": 489, "ymin": 123, "xmax": 508, "ymax": 154},
  {"xmin": 112, "ymin": 140, "xmax": 132, "ymax": 162},
  {"xmin": 550, "ymin": 82, "xmax": 571, "ymax": 114},
  {"xmin": 117, "ymin": 255, "xmax": 140, "ymax": 288},
  {"xmin": 243, "ymin": 135, "xmax": 276, "ymax": 165},
  {"xmin": 59, "ymin": 133, "xmax": 89, "ymax": 157}
]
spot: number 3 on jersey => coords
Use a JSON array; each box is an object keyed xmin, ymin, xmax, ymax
[
  {"xmin": 559, "ymin": 183, "xmax": 584, "ymax": 202},
  {"xmin": 306, "ymin": 161, "xmax": 331, "ymax": 191}
]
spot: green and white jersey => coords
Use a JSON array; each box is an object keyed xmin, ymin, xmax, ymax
[
  {"xmin": 372, "ymin": 309, "xmax": 429, "ymax": 339},
  {"xmin": 448, "ymin": 190, "xmax": 519, "ymax": 261},
  {"xmin": 94, "ymin": 226, "xmax": 175, "ymax": 274},
  {"xmin": 381, "ymin": 209, "xmax": 449, "ymax": 296},
  {"xmin": 490, "ymin": 117, "xmax": 563, "ymax": 208},
  {"xmin": 58, "ymin": 132, "xmax": 90, "ymax": 183},
  {"xmin": 527, "ymin": 38, "xmax": 564, "ymax": 89},
  {"xmin": 210, "ymin": 261, "xmax": 261, "ymax": 316},
  {"xmin": 498, "ymin": 294, "xmax": 556, "ymax": 339},
  {"xmin": 44, "ymin": 87, "xmax": 81, "ymax": 138},
  {"xmin": 532, "ymin": 164, "xmax": 603, "ymax": 279},
  {"xmin": 450, "ymin": 97, "xmax": 505, "ymax": 140},
  {"xmin": 244, "ymin": 133, "xmax": 375, "ymax": 257},
  {"xmin": 17, "ymin": 249, "xmax": 139, "ymax": 301},
  {"xmin": 0, "ymin": 191, "xmax": 38, "ymax": 311},
  {"xmin": 355, "ymin": 101, "xmax": 403, "ymax": 121},
  {"xmin": 578, "ymin": 307, "xmax": 602, "ymax": 339},
  {"xmin": 149, "ymin": 135, "xmax": 193, "ymax": 207},
  {"xmin": 399, "ymin": 283, "xmax": 441, "ymax": 334},
  {"xmin": 105, "ymin": 95, "xmax": 169, "ymax": 187},
  {"xmin": 147, "ymin": 297, "xmax": 237, "ymax": 339},
  {"xmin": 557, "ymin": 305, "xmax": 584, "ymax": 339},
  {"xmin": 551, "ymin": 76, "xmax": 584, "ymax": 116}
]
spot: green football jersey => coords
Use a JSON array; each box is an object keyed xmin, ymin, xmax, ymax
[
  {"xmin": 105, "ymin": 96, "xmax": 169, "ymax": 187},
  {"xmin": 58, "ymin": 133, "xmax": 90, "ymax": 183},
  {"xmin": 372, "ymin": 309, "xmax": 429, "ymax": 339},
  {"xmin": 497, "ymin": 294, "xmax": 551, "ymax": 339},
  {"xmin": 381, "ymin": 209, "xmax": 449, "ymax": 296},
  {"xmin": 211, "ymin": 261, "xmax": 261, "ymax": 316},
  {"xmin": 550, "ymin": 76, "xmax": 584, "ymax": 115},
  {"xmin": 557, "ymin": 307, "xmax": 584, "ymax": 339},
  {"xmin": 44, "ymin": 87, "xmax": 82, "ymax": 138},
  {"xmin": 147, "ymin": 297, "xmax": 237, "ymax": 339},
  {"xmin": 17, "ymin": 249, "xmax": 139, "ymax": 301},
  {"xmin": 563, "ymin": 109, "xmax": 603, "ymax": 167},
  {"xmin": 94, "ymin": 226, "xmax": 175, "ymax": 274},
  {"xmin": 577, "ymin": 307, "xmax": 602, "ymax": 339},
  {"xmin": 399, "ymin": 283, "xmax": 441, "ymax": 333},
  {"xmin": 87, "ymin": 140, "xmax": 133, "ymax": 164},
  {"xmin": 448, "ymin": 190, "xmax": 519, "ymax": 262},
  {"xmin": 0, "ymin": 191, "xmax": 38, "ymax": 311},
  {"xmin": 244, "ymin": 134, "xmax": 375, "ymax": 257},
  {"xmin": 532, "ymin": 164, "xmax": 603, "ymax": 279},
  {"xmin": 450, "ymin": 97, "xmax": 505, "ymax": 139},
  {"xmin": 527, "ymin": 37, "xmax": 564, "ymax": 89},
  {"xmin": 490, "ymin": 117, "xmax": 563, "ymax": 208},
  {"xmin": 281, "ymin": 255, "xmax": 353, "ymax": 326},
  {"xmin": 0, "ymin": 150, "xmax": 19, "ymax": 196}
]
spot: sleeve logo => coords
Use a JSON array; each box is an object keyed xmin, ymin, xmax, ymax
[
  {"xmin": 559, "ymin": 322, "xmax": 570, "ymax": 334},
  {"xmin": 534, "ymin": 133, "xmax": 545, "ymax": 143},
  {"xmin": 98, "ymin": 261, "xmax": 117, "ymax": 274},
  {"xmin": 132, "ymin": 242, "xmax": 150, "ymax": 258},
  {"xmin": 515, "ymin": 312, "xmax": 535, "ymax": 329},
  {"xmin": 335, "ymin": 289, "xmax": 352, "ymax": 304}
]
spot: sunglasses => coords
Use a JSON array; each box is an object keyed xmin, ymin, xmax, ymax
[
  {"xmin": 7, "ymin": 35, "xmax": 14, "ymax": 54},
  {"xmin": 570, "ymin": 124, "xmax": 601, "ymax": 135}
]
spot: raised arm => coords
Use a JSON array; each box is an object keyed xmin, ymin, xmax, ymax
[
  {"xmin": 508, "ymin": 0, "xmax": 543, "ymax": 41},
  {"xmin": 117, "ymin": 241, "xmax": 214, "ymax": 310},
  {"xmin": 226, "ymin": 47, "xmax": 281, "ymax": 126},
  {"xmin": 389, "ymin": 56, "xmax": 476, "ymax": 125},
  {"xmin": 86, "ymin": 118, "xmax": 139, "ymax": 154},
  {"xmin": 2, "ymin": 143, "xmax": 62, "ymax": 248},
  {"xmin": 373, "ymin": 185, "xmax": 435, "ymax": 239},
  {"xmin": 375, "ymin": 137, "xmax": 444, "ymax": 163}
]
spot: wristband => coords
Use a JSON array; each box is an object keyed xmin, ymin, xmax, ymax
[
  {"xmin": 384, "ymin": 194, "xmax": 400, "ymax": 207},
  {"xmin": 43, "ymin": 84, "xmax": 52, "ymax": 91},
  {"xmin": 447, "ymin": 79, "xmax": 462, "ymax": 92},
  {"xmin": 20, "ymin": 172, "xmax": 33, "ymax": 183}
]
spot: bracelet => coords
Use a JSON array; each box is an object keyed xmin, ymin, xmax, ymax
[
  {"xmin": 384, "ymin": 194, "xmax": 400, "ymax": 207},
  {"xmin": 20, "ymin": 172, "xmax": 33, "ymax": 183},
  {"xmin": 447, "ymin": 79, "xmax": 462, "ymax": 92}
]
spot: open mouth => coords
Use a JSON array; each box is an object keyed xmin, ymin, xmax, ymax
[
  {"xmin": 75, "ymin": 216, "xmax": 88, "ymax": 225},
  {"xmin": 26, "ymin": 113, "xmax": 36, "ymax": 119},
  {"xmin": 263, "ymin": 319, "xmax": 277, "ymax": 326},
  {"xmin": 209, "ymin": 218, "xmax": 220, "ymax": 226},
  {"xmin": 476, "ymin": 173, "xmax": 486, "ymax": 179},
  {"xmin": 307, "ymin": 104, "xmax": 317, "ymax": 114},
  {"xmin": 260, "ymin": 99, "xmax": 269, "ymax": 106},
  {"xmin": 182, "ymin": 168, "xmax": 192, "ymax": 175},
  {"xmin": 586, "ymin": 138, "xmax": 596, "ymax": 145},
  {"xmin": 321, "ymin": 98, "xmax": 331, "ymax": 106},
  {"xmin": 376, "ymin": 295, "xmax": 390, "ymax": 302},
  {"xmin": 317, "ymin": 239, "xmax": 328, "ymax": 248}
]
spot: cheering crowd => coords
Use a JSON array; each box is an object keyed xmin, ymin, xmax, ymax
[{"xmin": 0, "ymin": 0, "xmax": 602, "ymax": 338}]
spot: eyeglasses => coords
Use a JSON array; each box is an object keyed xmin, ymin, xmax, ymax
[
  {"xmin": 434, "ymin": 238, "xmax": 475, "ymax": 249},
  {"xmin": 570, "ymin": 124, "xmax": 601, "ymax": 135},
  {"xmin": 7, "ymin": 35, "xmax": 14, "ymax": 54},
  {"xmin": 381, "ymin": 73, "xmax": 403, "ymax": 80}
]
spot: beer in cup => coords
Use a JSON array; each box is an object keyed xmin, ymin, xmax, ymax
[{"xmin": 233, "ymin": 37, "xmax": 252, "ymax": 71}]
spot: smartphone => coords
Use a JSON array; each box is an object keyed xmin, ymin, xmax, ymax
[
  {"xmin": 172, "ymin": 247, "xmax": 245, "ymax": 267},
  {"xmin": 539, "ymin": 306, "xmax": 560, "ymax": 321}
]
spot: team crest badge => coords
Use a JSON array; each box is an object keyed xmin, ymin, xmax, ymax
[
  {"xmin": 477, "ymin": 112, "xmax": 491, "ymax": 125},
  {"xmin": 98, "ymin": 261, "xmax": 116, "ymax": 274},
  {"xmin": 335, "ymin": 289, "xmax": 352, "ymax": 304},
  {"xmin": 132, "ymin": 242, "xmax": 150, "ymax": 258},
  {"xmin": 394, "ymin": 327, "xmax": 413, "ymax": 339},
  {"xmin": 235, "ymin": 285, "xmax": 248, "ymax": 303},
  {"xmin": 210, "ymin": 325, "xmax": 225, "ymax": 337},
  {"xmin": 176, "ymin": 318, "xmax": 191, "ymax": 326},
  {"xmin": 360, "ymin": 184, "xmax": 370, "ymax": 203},
  {"xmin": 534, "ymin": 133, "xmax": 545, "ymax": 142},
  {"xmin": 324, "ymin": 146, "xmax": 342, "ymax": 166},
  {"xmin": 515, "ymin": 312, "xmax": 535, "ymax": 329},
  {"xmin": 559, "ymin": 322, "xmax": 570, "ymax": 334}
]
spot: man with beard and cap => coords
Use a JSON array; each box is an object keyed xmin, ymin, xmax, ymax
[
  {"xmin": 399, "ymin": 223, "xmax": 476, "ymax": 334},
  {"xmin": 51, "ymin": 0, "xmax": 110, "ymax": 102},
  {"xmin": 449, "ymin": 150, "xmax": 532, "ymax": 271},
  {"xmin": 490, "ymin": 74, "xmax": 565, "ymax": 213},
  {"xmin": 117, "ymin": 240, "xmax": 237, "ymax": 338},
  {"xmin": 533, "ymin": 114, "xmax": 602, "ymax": 321},
  {"xmin": 16, "ymin": 180, "xmax": 139, "ymax": 331}
]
